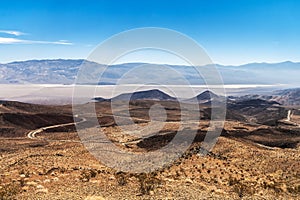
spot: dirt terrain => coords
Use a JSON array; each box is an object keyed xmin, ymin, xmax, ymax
[{"xmin": 0, "ymin": 99, "xmax": 299, "ymax": 199}]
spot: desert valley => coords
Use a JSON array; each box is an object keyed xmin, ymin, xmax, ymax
[
  {"xmin": 1, "ymin": 1, "xmax": 300, "ymax": 199},
  {"xmin": 0, "ymin": 88, "xmax": 299, "ymax": 199}
]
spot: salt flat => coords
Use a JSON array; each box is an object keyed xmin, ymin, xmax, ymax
[{"xmin": 0, "ymin": 84, "xmax": 287, "ymax": 104}]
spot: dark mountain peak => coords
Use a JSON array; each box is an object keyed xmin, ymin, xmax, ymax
[
  {"xmin": 113, "ymin": 89, "xmax": 176, "ymax": 101},
  {"xmin": 196, "ymin": 90, "xmax": 219, "ymax": 101},
  {"xmin": 132, "ymin": 89, "xmax": 167, "ymax": 97},
  {"xmin": 280, "ymin": 61, "xmax": 294, "ymax": 64},
  {"xmin": 92, "ymin": 97, "xmax": 110, "ymax": 102},
  {"xmin": 93, "ymin": 89, "xmax": 177, "ymax": 102}
]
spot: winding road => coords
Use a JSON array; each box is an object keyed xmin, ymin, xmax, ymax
[
  {"xmin": 26, "ymin": 109, "xmax": 298, "ymax": 151},
  {"xmin": 282, "ymin": 109, "xmax": 300, "ymax": 127},
  {"xmin": 27, "ymin": 117, "xmax": 86, "ymax": 140}
]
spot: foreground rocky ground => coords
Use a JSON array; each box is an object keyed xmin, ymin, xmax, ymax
[
  {"xmin": 0, "ymin": 125, "xmax": 299, "ymax": 199},
  {"xmin": 0, "ymin": 99, "xmax": 300, "ymax": 199}
]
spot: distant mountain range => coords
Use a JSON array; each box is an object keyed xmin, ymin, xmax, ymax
[{"xmin": 1, "ymin": 59, "xmax": 300, "ymax": 85}]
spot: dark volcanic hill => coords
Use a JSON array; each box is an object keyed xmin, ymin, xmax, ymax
[
  {"xmin": 94, "ymin": 89, "xmax": 177, "ymax": 102},
  {"xmin": 185, "ymin": 90, "xmax": 224, "ymax": 104},
  {"xmin": 194, "ymin": 90, "xmax": 219, "ymax": 101}
]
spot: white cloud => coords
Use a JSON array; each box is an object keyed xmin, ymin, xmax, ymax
[
  {"xmin": 0, "ymin": 37, "xmax": 73, "ymax": 45},
  {"xmin": 0, "ymin": 30, "xmax": 26, "ymax": 36}
]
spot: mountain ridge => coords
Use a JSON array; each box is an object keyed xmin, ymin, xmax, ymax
[
  {"xmin": 1, "ymin": 59, "xmax": 300, "ymax": 85},
  {"xmin": 1, "ymin": 58, "xmax": 299, "ymax": 66}
]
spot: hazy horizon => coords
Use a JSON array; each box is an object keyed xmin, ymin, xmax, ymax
[{"xmin": 1, "ymin": 58, "xmax": 300, "ymax": 66}]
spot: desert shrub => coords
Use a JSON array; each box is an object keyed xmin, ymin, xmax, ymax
[
  {"xmin": 136, "ymin": 173, "xmax": 161, "ymax": 195},
  {"xmin": 18, "ymin": 178, "xmax": 25, "ymax": 188},
  {"xmin": 287, "ymin": 184, "xmax": 300, "ymax": 194},
  {"xmin": 89, "ymin": 169, "xmax": 98, "ymax": 178},
  {"xmin": 80, "ymin": 171, "xmax": 91, "ymax": 182},
  {"xmin": 228, "ymin": 176, "xmax": 239, "ymax": 186},
  {"xmin": 0, "ymin": 183, "xmax": 20, "ymax": 200},
  {"xmin": 295, "ymin": 185, "xmax": 300, "ymax": 193},
  {"xmin": 80, "ymin": 169, "xmax": 98, "ymax": 182},
  {"xmin": 233, "ymin": 183, "xmax": 254, "ymax": 198},
  {"xmin": 229, "ymin": 176, "xmax": 255, "ymax": 197},
  {"xmin": 114, "ymin": 171, "xmax": 128, "ymax": 186},
  {"xmin": 262, "ymin": 180, "xmax": 283, "ymax": 193}
]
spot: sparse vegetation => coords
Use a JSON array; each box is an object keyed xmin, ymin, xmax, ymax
[
  {"xmin": 0, "ymin": 99, "xmax": 299, "ymax": 199},
  {"xmin": 79, "ymin": 169, "xmax": 98, "ymax": 182},
  {"xmin": 114, "ymin": 171, "xmax": 128, "ymax": 186},
  {"xmin": 232, "ymin": 183, "xmax": 254, "ymax": 198},
  {"xmin": 287, "ymin": 184, "xmax": 300, "ymax": 194},
  {"xmin": 135, "ymin": 173, "xmax": 162, "ymax": 195},
  {"xmin": 0, "ymin": 183, "xmax": 21, "ymax": 200},
  {"xmin": 228, "ymin": 176, "xmax": 255, "ymax": 197}
]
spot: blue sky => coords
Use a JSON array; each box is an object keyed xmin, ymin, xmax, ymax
[{"xmin": 0, "ymin": 0, "xmax": 300, "ymax": 65}]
